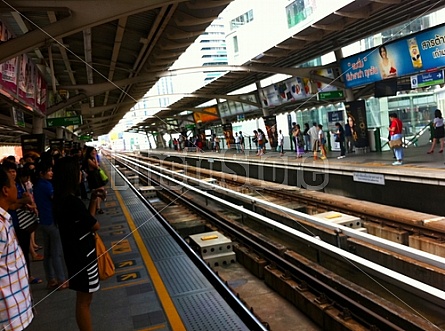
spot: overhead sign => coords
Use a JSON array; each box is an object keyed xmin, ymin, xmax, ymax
[
  {"xmin": 79, "ymin": 135, "xmax": 91, "ymax": 141},
  {"xmin": 46, "ymin": 116, "xmax": 83, "ymax": 127},
  {"xmin": 411, "ymin": 70, "xmax": 444, "ymax": 88},
  {"xmin": 340, "ymin": 22, "xmax": 445, "ymax": 88},
  {"xmin": 317, "ymin": 90, "xmax": 345, "ymax": 101}
]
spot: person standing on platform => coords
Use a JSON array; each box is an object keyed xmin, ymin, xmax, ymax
[
  {"xmin": 308, "ymin": 122, "xmax": 319, "ymax": 160},
  {"xmin": 277, "ymin": 130, "xmax": 285, "ymax": 156},
  {"xmin": 427, "ymin": 109, "xmax": 444, "ymax": 154},
  {"xmin": 345, "ymin": 117, "xmax": 354, "ymax": 154},
  {"xmin": 252, "ymin": 130, "xmax": 259, "ymax": 152},
  {"xmin": 84, "ymin": 147, "xmax": 105, "ymax": 214},
  {"xmin": 239, "ymin": 131, "xmax": 245, "ymax": 153},
  {"xmin": 291, "ymin": 122, "xmax": 298, "ymax": 150},
  {"xmin": 389, "ymin": 113, "xmax": 404, "ymax": 165},
  {"xmin": 295, "ymin": 124, "xmax": 305, "ymax": 158},
  {"xmin": 333, "ymin": 122, "xmax": 346, "ymax": 159},
  {"xmin": 303, "ymin": 123, "xmax": 311, "ymax": 152},
  {"xmin": 0, "ymin": 167, "xmax": 34, "ymax": 331},
  {"xmin": 318, "ymin": 124, "xmax": 328, "ymax": 160},
  {"xmin": 53, "ymin": 157, "xmax": 106, "ymax": 331},
  {"xmin": 234, "ymin": 132, "xmax": 241, "ymax": 153},
  {"xmin": 33, "ymin": 161, "xmax": 68, "ymax": 290}
]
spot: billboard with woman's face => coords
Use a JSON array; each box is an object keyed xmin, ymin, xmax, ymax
[{"xmin": 341, "ymin": 22, "xmax": 445, "ymax": 88}]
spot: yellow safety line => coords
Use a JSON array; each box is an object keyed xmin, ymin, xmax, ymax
[
  {"xmin": 101, "ymin": 279, "xmax": 147, "ymax": 291},
  {"xmin": 114, "ymin": 187, "xmax": 186, "ymax": 331},
  {"xmin": 137, "ymin": 324, "xmax": 167, "ymax": 331},
  {"xmin": 114, "ymin": 266, "xmax": 143, "ymax": 274}
]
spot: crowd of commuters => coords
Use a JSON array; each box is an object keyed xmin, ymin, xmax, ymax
[
  {"xmin": 165, "ymin": 110, "xmax": 418, "ymax": 165},
  {"xmin": 0, "ymin": 145, "xmax": 107, "ymax": 331}
]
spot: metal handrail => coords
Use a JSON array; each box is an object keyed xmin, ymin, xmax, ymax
[{"xmin": 383, "ymin": 122, "xmax": 431, "ymax": 148}]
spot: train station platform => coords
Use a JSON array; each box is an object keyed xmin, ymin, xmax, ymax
[
  {"xmin": 145, "ymin": 145, "xmax": 445, "ymax": 174},
  {"xmin": 139, "ymin": 145, "xmax": 445, "ymax": 216},
  {"xmin": 26, "ymin": 161, "xmax": 257, "ymax": 331}
]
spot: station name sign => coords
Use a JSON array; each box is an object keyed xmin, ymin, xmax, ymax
[{"xmin": 46, "ymin": 116, "xmax": 83, "ymax": 128}]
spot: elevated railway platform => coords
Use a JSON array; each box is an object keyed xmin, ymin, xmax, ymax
[{"xmin": 139, "ymin": 146, "xmax": 445, "ymax": 216}]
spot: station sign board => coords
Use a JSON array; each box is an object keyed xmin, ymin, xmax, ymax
[
  {"xmin": 79, "ymin": 135, "xmax": 91, "ymax": 141},
  {"xmin": 46, "ymin": 116, "xmax": 83, "ymax": 128},
  {"xmin": 410, "ymin": 70, "xmax": 444, "ymax": 88},
  {"xmin": 317, "ymin": 90, "xmax": 345, "ymax": 101}
]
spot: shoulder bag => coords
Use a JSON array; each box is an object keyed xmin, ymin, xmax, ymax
[
  {"xmin": 389, "ymin": 138, "xmax": 402, "ymax": 148},
  {"xmin": 95, "ymin": 233, "xmax": 115, "ymax": 280},
  {"xmin": 16, "ymin": 208, "xmax": 39, "ymax": 232},
  {"xmin": 99, "ymin": 168, "xmax": 109, "ymax": 186}
]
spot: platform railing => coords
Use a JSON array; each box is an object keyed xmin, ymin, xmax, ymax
[{"xmin": 382, "ymin": 122, "xmax": 431, "ymax": 149}]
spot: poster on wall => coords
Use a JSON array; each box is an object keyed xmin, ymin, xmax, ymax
[
  {"xmin": 222, "ymin": 123, "xmax": 234, "ymax": 148},
  {"xmin": 36, "ymin": 72, "xmax": 47, "ymax": 113},
  {"xmin": 0, "ymin": 19, "xmax": 18, "ymax": 98},
  {"xmin": 18, "ymin": 54, "xmax": 36, "ymax": 107},
  {"xmin": 259, "ymin": 68, "xmax": 337, "ymax": 108},
  {"xmin": 340, "ymin": 22, "xmax": 445, "ymax": 88},
  {"xmin": 263, "ymin": 115, "xmax": 278, "ymax": 148},
  {"xmin": 260, "ymin": 76, "xmax": 306, "ymax": 107},
  {"xmin": 193, "ymin": 106, "xmax": 219, "ymax": 123},
  {"xmin": 345, "ymin": 100, "xmax": 368, "ymax": 148}
]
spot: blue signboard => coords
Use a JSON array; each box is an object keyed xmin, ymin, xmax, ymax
[
  {"xmin": 411, "ymin": 70, "xmax": 444, "ymax": 88},
  {"xmin": 340, "ymin": 23, "xmax": 445, "ymax": 88}
]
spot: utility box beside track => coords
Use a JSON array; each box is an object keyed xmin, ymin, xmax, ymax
[{"xmin": 189, "ymin": 231, "xmax": 236, "ymax": 267}]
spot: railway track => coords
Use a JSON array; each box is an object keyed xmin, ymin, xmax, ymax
[{"xmin": 105, "ymin": 151, "xmax": 445, "ymax": 330}]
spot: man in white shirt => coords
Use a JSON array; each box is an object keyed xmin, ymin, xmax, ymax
[
  {"xmin": 307, "ymin": 122, "xmax": 319, "ymax": 160},
  {"xmin": 0, "ymin": 167, "xmax": 34, "ymax": 331},
  {"xmin": 234, "ymin": 133, "xmax": 241, "ymax": 153},
  {"xmin": 277, "ymin": 130, "xmax": 285, "ymax": 156}
]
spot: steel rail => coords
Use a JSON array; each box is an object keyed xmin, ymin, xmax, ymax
[
  {"xmin": 117, "ymin": 152, "xmax": 445, "ymax": 270},
  {"xmin": 112, "ymin": 153, "xmax": 441, "ymax": 331}
]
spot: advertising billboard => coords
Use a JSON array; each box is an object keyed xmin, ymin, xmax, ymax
[
  {"xmin": 341, "ymin": 23, "xmax": 445, "ymax": 89},
  {"xmin": 193, "ymin": 106, "xmax": 219, "ymax": 124}
]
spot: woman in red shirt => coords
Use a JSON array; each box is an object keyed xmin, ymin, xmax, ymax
[{"xmin": 389, "ymin": 113, "xmax": 403, "ymax": 165}]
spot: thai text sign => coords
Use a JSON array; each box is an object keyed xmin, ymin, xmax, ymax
[{"xmin": 341, "ymin": 23, "xmax": 445, "ymax": 88}]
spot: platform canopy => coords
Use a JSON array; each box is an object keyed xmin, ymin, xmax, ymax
[{"xmin": 0, "ymin": 0, "xmax": 443, "ymax": 142}]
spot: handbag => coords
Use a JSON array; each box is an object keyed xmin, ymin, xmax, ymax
[
  {"xmin": 389, "ymin": 138, "xmax": 402, "ymax": 148},
  {"xmin": 95, "ymin": 233, "xmax": 115, "ymax": 280},
  {"xmin": 16, "ymin": 208, "xmax": 39, "ymax": 232},
  {"xmin": 99, "ymin": 168, "xmax": 109, "ymax": 186}
]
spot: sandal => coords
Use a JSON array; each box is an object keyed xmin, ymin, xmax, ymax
[
  {"xmin": 57, "ymin": 281, "xmax": 69, "ymax": 291},
  {"xmin": 29, "ymin": 277, "xmax": 43, "ymax": 284},
  {"xmin": 47, "ymin": 279, "xmax": 58, "ymax": 289},
  {"xmin": 427, "ymin": 151, "xmax": 434, "ymax": 154},
  {"xmin": 32, "ymin": 254, "xmax": 44, "ymax": 262},
  {"xmin": 440, "ymin": 150, "xmax": 444, "ymax": 153},
  {"xmin": 97, "ymin": 209, "xmax": 104, "ymax": 214}
]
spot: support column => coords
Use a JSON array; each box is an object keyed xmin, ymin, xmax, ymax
[
  {"xmin": 216, "ymin": 99, "xmax": 226, "ymax": 124},
  {"xmin": 157, "ymin": 132, "xmax": 165, "ymax": 148},
  {"xmin": 56, "ymin": 127, "xmax": 64, "ymax": 139},
  {"xmin": 255, "ymin": 81, "xmax": 270, "ymax": 116},
  {"xmin": 65, "ymin": 131, "xmax": 72, "ymax": 141},
  {"xmin": 32, "ymin": 115, "xmax": 44, "ymax": 134},
  {"xmin": 335, "ymin": 49, "xmax": 354, "ymax": 102}
]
